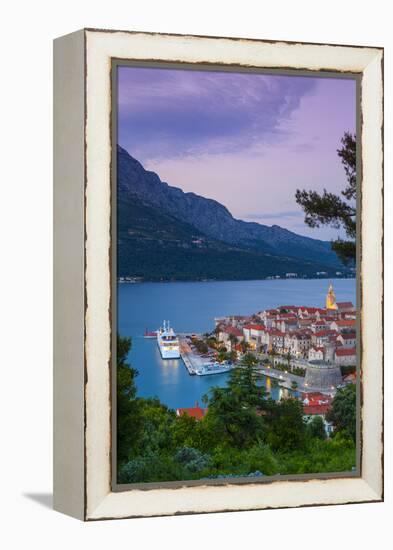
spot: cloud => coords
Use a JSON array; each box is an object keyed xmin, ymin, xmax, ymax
[
  {"xmin": 247, "ymin": 210, "xmax": 303, "ymax": 221},
  {"xmin": 118, "ymin": 67, "xmax": 317, "ymax": 160}
]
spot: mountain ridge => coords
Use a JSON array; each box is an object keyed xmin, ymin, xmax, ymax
[
  {"xmin": 117, "ymin": 145, "xmax": 341, "ymax": 268},
  {"xmin": 117, "ymin": 145, "xmax": 346, "ymax": 281}
]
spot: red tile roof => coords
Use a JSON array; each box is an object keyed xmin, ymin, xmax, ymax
[
  {"xmin": 339, "ymin": 332, "xmax": 356, "ymax": 340},
  {"xmin": 269, "ymin": 329, "xmax": 285, "ymax": 337},
  {"xmin": 314, "ymin": 329, "xmax": 338, "ymax": 337},
  {"xmin": 303, "ymin": 404, "xmax": 331, "ymax": 415},
  {"xmin": 223, "ymin": 326, "xmax": 243, "ymax": 337},
  {"xmin": 301, "ymin": 392, "xmax": 332, "ymax": 402},
  {"xmin": 337, "ymin": 302, "xmax": 354, "ymax": 308},
  {"xmin": 334, "ymin": 319, "xmax": 356, "ymax": 327},
  {"xmin": 243, "ymin": 324, "xmax": 265, "ymax": 331},
  {"xmin": 176, "ymin": 406, "xmax": 207, "ymax": 420},
  {"xmin": 335, "ymin": 347, "xmax": 356, "ymax": 356},
  {"xmin": 299, "ymin": 307, "xmax": 327, "ymax": 314}
]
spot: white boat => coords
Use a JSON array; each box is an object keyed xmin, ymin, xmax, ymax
[
  {"xmin": 157, "ymin": 320, "xmax": 180, "ymax": 359},
  {"xmin": 195, "ymin": 361, "xmax": 233, "ymax": 376}
]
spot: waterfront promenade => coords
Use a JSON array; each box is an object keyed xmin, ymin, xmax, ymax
[
  {"xmin": 258, "ymin": 365, "xmax": 306, "ymax": 392},
  {"xmin": 179, "ymin": 336, "xmax": 307, "ymax": 390},
  {"xmin": 179, "ymin": 337, "xmax": 334, "ymax": 394},
  {"xmin": 179, "ymin": 338, "xmax": 205, "ymax": 375}
]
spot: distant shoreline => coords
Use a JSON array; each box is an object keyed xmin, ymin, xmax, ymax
[{"xmin": 118, "ymin": 276, "xmax": 356, "ymax": 285}]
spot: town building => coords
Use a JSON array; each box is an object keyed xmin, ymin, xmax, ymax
[
  {"xmin": 302, "ymin": 392, "xmax": 334, "ymax": 436},
  {"xmin": 242, "ymin": 324, "xmax": 265, "ymax": 350},
  {"xmin": 215, "ymin": 283, "xmax": 356, "ymax": 371},
  {"xmin": 308, "ymin": 347, "xmax": 324, "ymax": 361},
  {"xmin": 330, "ymin": 319, "xmax": 356, "ymax": 332},
  {"xmin": 336, "ymin": 301, "xmax": 355, "ymax": 313},
  {"xmin": 335, "ymin": 347, "xmax": 356, "ymax": 366},
  {"xmin": 337, "ymin": 332, "xmax": 357, "ymax": 348}
]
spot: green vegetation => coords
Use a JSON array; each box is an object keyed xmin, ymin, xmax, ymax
[
  {"xmin": 117, "ymin": 336, "xmax": 356, "ymax": 484},
  {"xmin": 296, "ymin": 132, "xmax": 356, "ymax": 264},
  {"xmin": 272, "ymin": 362, "xmax": 306, "ymax": 377},
  {"xmin": 326, "ymin": 384, "xmax": 357, "ymax": 441},
  {"xmin": 191, "ymin": 338, "xmax": 209, "ymax": 354},
  {"xmin": 291, "ymin": 366, "xmax": 306, "ymax": 377},
  {"xmin": 306, "ymin": 416, "xmax": 327, "ymax": 440}
]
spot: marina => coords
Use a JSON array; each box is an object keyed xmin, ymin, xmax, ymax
[{"xmin": 118, "ymin": 278, "xmax": 356, "ymax": 409}]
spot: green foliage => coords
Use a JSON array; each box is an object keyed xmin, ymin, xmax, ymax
[
  {"xmin": 192, "ymin": 339, "xmax": 209, "ymax": 354},
  {"xmin": 326, "ymin": 384, "xmax": 356, "ymax": 441},
  {"xmin": 117, "ymin": 334, "xmax": 356, "ymax": 483},
  {"xmin": 205, "ymin": 336, "xmax": 219, "ymax": 349},
  {"xmin": 207, "ymin": 443, "xmax": 279, "ymax": 477},
  {"xmin": 201, "ymin": 355, "xmax": 268, "ymax": 449},
  {"xmin": 276, "ymin": 432, "xmax": 355, "ymax": 475},
  {"xmin": 272, "ymin": 362, "xmax": 305, "ymax": 377},
  {"xmin": 216, "ymin": 350, "xmax": 228, "ymax": 363},
  {"xmin": 204, "ymin": 386, "xmax": 265, "ymax": 449},
  {"xmin": 174, "ymin": 447, "xmax": 211, "ymax": 473},
  {"xmin": 306, "ymin": 416, "xmax": 327, "ymax": 440},
  {"xmin": 116, "ymin": 335, "xmax": 142, "ymax": 464},
  {"xmin": 229, "ymin": 353, "xmax": 267, "ymax": 408},
  {"xmin": 135, "ymin": 398, "xmax": 177, "ymax": 455},
  {"xmin": 295, "ymin": 132, "xmax": 356, "ymax": 264},
  {"xmin": 291, "ymin": 367, "xmax": 306, "ymax": 377},
  {"xmin": 118, "ymin": 452, "xmax": 185, "ymax": 483},
  {"xmin": 265, "ymin": 398, "xmax": 306, "ymax": 452}
]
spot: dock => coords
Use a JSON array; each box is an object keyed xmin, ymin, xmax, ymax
[{"xmin": 179, "ymin": 337, "xmax": 207, "ymax": 375}]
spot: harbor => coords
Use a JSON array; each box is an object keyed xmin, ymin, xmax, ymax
[
  {"xmin": 141, "ymin": 280, "xmax": 356, "ymax": 403},
  {"xmin": 149, "ymin": 329, "xmax": 306, "ymax": 391},
  {"xmin": 119, "ymin": 278, "xmax": 356, "ymax": 409}
]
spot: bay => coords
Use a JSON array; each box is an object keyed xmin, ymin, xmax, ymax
[{"xmin": 118, "ymin": 278, "xmax": 356, "ymax": 409}]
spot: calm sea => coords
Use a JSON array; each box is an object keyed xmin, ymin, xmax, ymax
[{"xmin": 118, "ymin": 278, "xmax": 356, "ymax": 409}]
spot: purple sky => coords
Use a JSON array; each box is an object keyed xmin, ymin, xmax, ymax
[{"xmin": 118, "ymin": 66, "xmax": 356, "ymax": 240}]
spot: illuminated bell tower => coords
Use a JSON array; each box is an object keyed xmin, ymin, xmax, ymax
[{"xmin": 326, "ymin": 283, "xmax": 338, "ymax": 310}]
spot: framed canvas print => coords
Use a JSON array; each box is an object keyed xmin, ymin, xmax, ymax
[{"xmin": 53, "ymin": 29, "xmax": 383, "ymax": 520}]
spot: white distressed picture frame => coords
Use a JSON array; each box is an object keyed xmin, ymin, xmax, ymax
[{"xmin": 53, "ymin": 28, "xmax": 383, "ymax": 521}]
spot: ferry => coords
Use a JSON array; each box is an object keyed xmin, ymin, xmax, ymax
[
  {"xmin": 157, "ymin": 321, "xmax": 180, "ymax": 359},
  {"xmin": 195, "ymin": 361, "xmax": 233, "ymax": 376}
]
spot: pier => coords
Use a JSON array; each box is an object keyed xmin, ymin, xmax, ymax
[{"xmin": 179, "ymin": 337, "xmax": 209, "ymax": 375}]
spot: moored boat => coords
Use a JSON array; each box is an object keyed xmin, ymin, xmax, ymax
[
  {"xmin": 157, "ymin": 321, "xmax": 180, "ymax": 359},
  {"xmin": 195, "ymin": 361, "xmax": 233, "ymax": 376}
]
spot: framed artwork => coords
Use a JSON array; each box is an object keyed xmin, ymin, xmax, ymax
[{"xmin": 53, "ymin": 28, "xmax": 383, "ymax": 520}]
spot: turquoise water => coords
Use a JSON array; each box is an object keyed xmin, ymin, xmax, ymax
[{"xmin": 118, "ymin": 278, "xmax": 356, "ymax": 409}]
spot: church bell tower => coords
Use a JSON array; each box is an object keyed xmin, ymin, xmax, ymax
[{"xmin": 326, "ymin": 283, "xmax": 338, "ymax": 310}]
